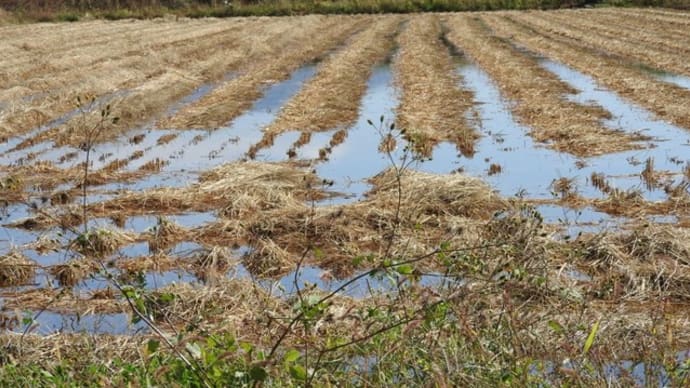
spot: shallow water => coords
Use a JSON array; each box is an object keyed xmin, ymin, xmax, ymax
[
  {"xmin": 656, "ymin": 72, "xmax": 690, "ymax": 90},
  {"xmin": 11, "ymin": 310, "xmax": 148, "ymax": 335},
  {"xmin": 0, "ymin": 90, "xmax": 130, "ymax": 166},
  {"xmin": 154, "ymin": 65, "xmax": 318, "ymax": 173},
  {"xmin": 314, "ymin": 65, "xmax": 405, "ymax": 203},
  {"xmin": 542, "ymin": 60, "xmax": 689, "ymax": 196},
  {"xmin": 258, "ymin": 265, "xmax": 460, "ymax": 299}
]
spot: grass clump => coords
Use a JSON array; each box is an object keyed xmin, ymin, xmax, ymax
[
  {"xmin": 72, "ymin": 228, "xmax": 134, "ymax": 258},
  {"xmin": 49, "ymin": 259, "xmax": 95, "ymax": 288},
  {"xmin": 0, "ymin": 251, "xmax": 35, "ymax": 287}
]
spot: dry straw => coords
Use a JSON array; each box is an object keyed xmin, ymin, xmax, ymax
[
  {"xmin": 447, "ymin": 14, "xmax": 647, "ymax": 157},
  {"xmin": 394, "ymin": 14, "xmax": 477, "ymax": 157},
  {"xmin": 259, "ymin": 17, "xmax": 400, "ymax": 145},
  {"xmin": 50, "ymin": 259, "xmax": 95, "ymax": 288},
  {"xmin": 485, "ymin": 12, "xmax": 690, "ymax": 131},
  {"xmin": 72, "ymin": 228, "xmax": 135, "ymax": 258},
  {"xmin": 528, "ymin": 10, "xmax": 690, "ymax": 77},
  {"xmin": 0, "ymin": 251, "xmax": 36, "ymax": 287},
  {"xmin": 160, "ymin": 16, "xmax": 368, "ymax": 130}
]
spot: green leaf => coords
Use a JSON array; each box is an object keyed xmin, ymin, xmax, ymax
[
  {"xmin": 548, "ymin": 320, "xmax": 564, "ymax": 334},
  {"xmin": 240, "ymin": 342, "xmax": 253, "ymax": 354},
  {"xmin": 158, "ymin": 292, "xmax": 175, "ymax": 304},
  {"xmin": 249, "ymin": 366, "xmax": 268, "ymax": 381},
  {"xmin": 284, "ymin": 349, "xmax": 301, "ymax": 363},
  {"xmin": 289, "ymin": 364, "xmax": 307, "ymax": 380},
  {"xmin": 583, "ymin": 320, "xmax": 600, "ymax": 355},
  {"xmin": 147, "ymin": 339, "xmax": 160, "ymax": 354},
  {"xmin": 395, "ymin": 264, "xmax": 414, "ymax": 275}
]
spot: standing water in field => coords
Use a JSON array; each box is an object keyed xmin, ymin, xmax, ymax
[
  {"xmin": 146, "ymin": 64, "xmax": 318, "ymax": 173},
  {"xmin": 540, "ymin": 59, "xmax": 690, "ymax": 200},
  {"xmin": 314, "ymin": 64, "xmax": 403, "ymax": 203}
]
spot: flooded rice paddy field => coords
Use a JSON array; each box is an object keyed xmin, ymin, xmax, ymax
[{"xmin": 1, "ymin": 8, "xmax": 690, "ymax": 349}]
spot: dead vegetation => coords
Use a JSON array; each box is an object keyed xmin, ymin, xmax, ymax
[
  {"xmin": 483, "ymin": 12, "xmax": 690, "ymax": 133},
  {"xmin": 0, "ymin": 251, "xmax": 36, "ymax": 287},
  {"xmin": 256, "ymin": 16, "xmax": 400, "ymax": 152},
  {"xmin": 445, "ymin": 14, "xmax": 648, "ymax": 157},
  {"xmin": 394, "ymin": 15, "xmax": 477, "ymax": 157},
  {"xmin": 49, "ymin": 258, "xmax": 96, "ymax": 288},
  {"xmin": 525, "ymin": 11, "xmax": 690, "ymax": 77},
  {"xmin": 1, "ymin": 10, "xmax": 690, "ymax": 384},
  {"xmin": 158, "ymin": 16, "xmax": 369, "ymax": 130},
  {"xmin": 71, "ymin": 228, "xmax": 135, "ymax": 258}
]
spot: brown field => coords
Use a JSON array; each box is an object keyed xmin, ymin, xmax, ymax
[{"xmin": 1, "ymin": 8, "xmax": 690, "ymax": 385}]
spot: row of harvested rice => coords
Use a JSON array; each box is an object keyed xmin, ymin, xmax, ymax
[
  {"xmin": 444, "ymin": 14, "xmax": 643, "ymax": 157},
  {"xmin": 561, "ymin": 10, "xmax": 690, "ymax": 54},
  {"xmin": 0, "ymin": 19, "xmax": 263, "ymax": 143},
  {"xmin": 520, "ymin": 11, "xmax": 690, "ymax": 77},
  {"xmin": 394, "ymin": 14, "xmax": 477, "ymax": 157},
  {"xmin": 596, "ymin": 8, "xmax": 690, "ymax": 39},
  {"xmin": 0, "ymin": 18, "xmax": 235, "ymax": 90},
  {"xmin": 254, "ymin": 16, "xmax": 401, "ymax": 153},
  {"xmin": 159, "ymin": 15, "xmax": 370, "ymax": 130},
  {"xmin": 8, "ymin": 16, "xmax": 327, "ymax": 149},
  {"xmin": 482, "ymin": 13, "xmax": 690, "ymax": 133},
  {"xmin": 0, "ymin": 19, "xmax": 235, "ymax": 116},
  {"xmin": 600, "ymin": 7, "xmax": 690, "ymax": 29}
]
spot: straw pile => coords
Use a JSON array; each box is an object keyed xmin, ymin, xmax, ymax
[
  {"xmin": 190, "ymin": 246, "xmax": 235, "ymax": 284},
  {"xmin": 146, "ymin": 216, "xmax": 187, "ymax": 252},
  {"xmin": 366, "ymin": 168, "xmax": 507, "ymax": 219},
  {"xmin": 50, "ymin": 258, "xmax": 96, "ymax": 288},
  {"xmin": 446, "ymin": 14, "xmax": 647, "ymax": 157},
  {"xmin": 200, "ymin": 161, "xmax": 322, "ymax": 218},
  {"xmin": 72, "ymin": 228, "xmax": 135, "ymax": 258},
  {"xmin": 394, "ymin": 15, "xmax": 477, "ymax": 157},
  {"xmin": 573, "ymin": 224, "xmax": 690, "ymax": 300},
  {"xmin": 0, "ymin": 251, "xmax": 36, "ymax": 287},
  {"xmin": 193, "ymin": 164, "xmax": 508, "ymax": 278},
  {"xmin": 2, "ymin": 287, "xmax": 127, "ymax": 314}
]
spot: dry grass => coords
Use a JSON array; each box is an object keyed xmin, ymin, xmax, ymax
[
  {"xmin": 0, "ymin": 251, "xmax": 36, "ymax": 287},
  {"xmin": 394, "ymin": 15, "xmax": 477, "ymax": 157},
  {"xmin": 159, "ymin": 16, "xmax": 368, "ymax": 130},
  {"xmin": 527, "ymin": 11, "xmax": 690, "ymax": 77},
  {"xmin": 258, "ymin": 17, "xmax": 400, "ymax": 147},
  {"xmin": 156, "ymin": 133, "xmax": 178, "ymax": 145},
  {"xmin": 0, "ymin": 332, "xmax": 143, "ymax": 367},
  {"xmin": 446, "ymin": 14, "xmax": 648, "ymax": 157},
  {"xmin": 0, "ymin": 19, "xmax": 255, "ymax": 142},
  {"xmin": 188, "ymin": 246, "xmax": 236, "ymax": 284},
  {"xmin": 192, "ymin": 165, "xmax": 507, "ymax": 277},
  {"xmin": 590, "ymin": 172, "xmax": 612, "ymax": 194},
  {"xmin": 484, "ymin": 12, "xmax": 690, "ymax": 132},
  {"xmin": 1, "ymin": 287, "xmax": 126, "ymax": 314},
  {"xmin": 146, "ymin": 216, "xmax": 187, "ymax": 252},
  {"xmin": 72, "ymin": 228, "xmax": 135, "ymax": 258},
  {"xmin": 50, "ymin": 258, "xmax": 96, "ymax": 287}
]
